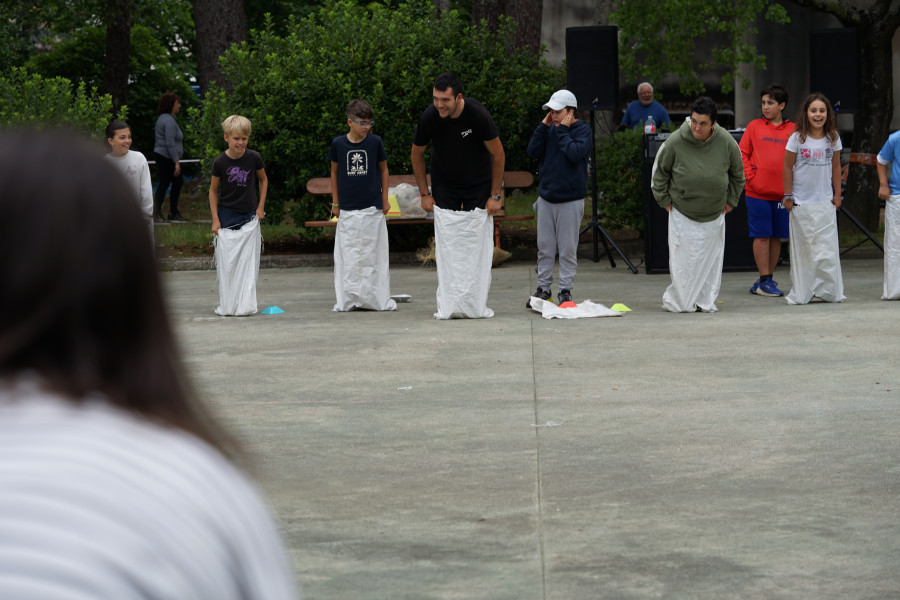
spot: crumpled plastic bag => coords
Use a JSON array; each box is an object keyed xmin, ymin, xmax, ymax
[
  {"xmin": 528, "ymin": 297, "xmax": 624, "ymax": 319},
  {"xmin": 662, "ymin": 208, "xmax": 725, "ymax": 313},
  {"xmin": 883, "ymin": 194, "xmax": 900, "ymax": 300},
  {"xmin": 214, "ymin": 216, "xmax": 261, "ymax": 316},
  {"xmin": 433, "ymin": 205, "xmax": 494, "ymax": 319},
  {"xmin": 785, "ymin": 201, "xmax": 845, "ymax": 304},
  {"xmin": 333, "ymin": 207, "xmax": 397, "ymax": 311},
  {"xmin": 390, "ymin": 183, "xmax": 426, "ymax": 218}
]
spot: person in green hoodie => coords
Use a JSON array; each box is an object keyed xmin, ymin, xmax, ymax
[{"xmin": 651, "ymin": 96, "xmax": 745, "ymax": 312}]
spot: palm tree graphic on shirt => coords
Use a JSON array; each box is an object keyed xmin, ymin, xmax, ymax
[{"xmin": 348, "ymin": 150, "xmax": 367, "ymax": 175}]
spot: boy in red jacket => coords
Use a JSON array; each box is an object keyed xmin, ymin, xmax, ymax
[{"xmin": 739, "ymin": 84, "xmax": 792, "ymax": 297}]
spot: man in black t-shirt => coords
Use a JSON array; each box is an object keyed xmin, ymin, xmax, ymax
[
  {"xmin": 411, "ymin": 74, "xmax": 505, "ymax": 318},
  {"xmin": 411, "ymin": 73, "xmax": 505, "ymax": 212}
]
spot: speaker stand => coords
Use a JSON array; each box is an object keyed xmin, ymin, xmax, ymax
[
  {"xmin": 579, "ymin": 110, "xmax": 638, "ymax": 273},
  {"xmin": 837, "ymin": 206, "xmax": 884, "ymax": 256}
]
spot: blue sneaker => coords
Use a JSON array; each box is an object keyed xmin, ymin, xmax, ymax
[
  {"xmin": 755, "ymin": 278, "xmax": 783, "ymax": 297},
  {"xmin": 749, "ymin": 278, "xmax": 761, "ymax": 294}
]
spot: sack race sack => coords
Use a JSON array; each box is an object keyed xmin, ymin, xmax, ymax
[
  {"xmin": 333, "ymin": 207, "xmax": 397, "ymax": 312},
  {"xmin": 883, "ymin": 194, "xmax": 900, "ymax": 300},
  {"xmin": 433, "ymin": 205, "xmax": 494, "ymax": 319},
  {"xmin": 529, "ymin": 297, "xmax": 624, "ymax": 319},
  {"xmin": 214, "ymin": 216, "xmax": 261, "ymax": 316},
  {"xmin": 785, "ymin": 202, "xmax": 845, "ymax": 304},
  {"xmin": 662, "ymin": 208, "xmax": 725, "ymax": 313}
]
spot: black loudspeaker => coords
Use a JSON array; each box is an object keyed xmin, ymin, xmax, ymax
[
  {"xmin": 809, "ymin": 28, "xmax": 859, "ymax": 114},
  {"xmin": 565, "ymin": 26, "xmax": 618, "ymax": 111},
  {"xmin": 642, "ymin": 131, "xmax": 755, "ymax": 274}
]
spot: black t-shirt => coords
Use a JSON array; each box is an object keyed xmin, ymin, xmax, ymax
[
  {"xmin": 327, "ymin": 133, "xmax": 388, "ymax": 210},
  {"xmin": 412, "ymin": 98, "xmax": 499, "ymax": 202},
  {"xmin": 211, "ymin": 149, "xmax": 265, "ymax": 213}
]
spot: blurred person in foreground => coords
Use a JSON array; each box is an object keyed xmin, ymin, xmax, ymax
[{"xmin": 0, "ymin": 128, "xmax": 300, "ymax": 600}]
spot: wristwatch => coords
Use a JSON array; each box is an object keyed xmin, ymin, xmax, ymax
[{"xmin": 490, "ymin": 193, "xmax": 502, "ymax": 201}]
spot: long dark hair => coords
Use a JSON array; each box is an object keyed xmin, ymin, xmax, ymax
[
  {"xmin": 0, "ymin": 128, "xmax": 232, "ymax": 455},
  {"xmin": 157, "ymin": 92, "xmax": 180, "ymax": 114},
  {"xmin": 794, "ymin": 92, "xmax": 839, "ymax": 145}
]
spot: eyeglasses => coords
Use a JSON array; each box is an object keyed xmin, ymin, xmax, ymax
[{"xmin": 350, "ymin": 119, "xmax": 374, "ymax": 128}]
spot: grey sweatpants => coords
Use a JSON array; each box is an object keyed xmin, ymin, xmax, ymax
[{"xmin": 534, "ymin": 196, "xmax": 584, "ymax": 291}]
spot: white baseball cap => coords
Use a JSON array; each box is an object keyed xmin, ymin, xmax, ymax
[{"xmin": 542, "ymin": 90, "xmax": 578, "ymax": 111}]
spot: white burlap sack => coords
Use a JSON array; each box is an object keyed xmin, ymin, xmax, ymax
[
  {"xmin": 214, "ymin": 216, "xmax": 261, "ymax": 316},
  {"xmin": 333, "ymin": 207, "xmax": 397, "ymax": 312},
  {"xmin": 662, "ymin": 208, "xmax": 725, "ymax": 313},
  {"xmin": 883, "ymin": 194, "xmax": 900, "ymax": 300},
  {"xmin": 785, "ymin": 202, "xmax": 845, "ymax": 304},
  {"xmin": 529, "ymin": 298, "xmax": 624, "ymax": 319},
  {"xmin": 433, "ymin": 205, "xmax": 494, "ymax": 319}
]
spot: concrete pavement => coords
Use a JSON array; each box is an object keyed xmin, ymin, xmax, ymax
[{"xmin": 161, "ymin": 255, "xmax": 900, "ymax": 600}]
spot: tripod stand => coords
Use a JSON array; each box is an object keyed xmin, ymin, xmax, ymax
[
  {"xmin": 837, "ymin": 206, "xmax": 884, "ymax": 256},
  {"xmin": 578, "ymin": 110, "xmax": 638, "ymax": 273}
]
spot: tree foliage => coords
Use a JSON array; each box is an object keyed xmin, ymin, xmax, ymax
[
  {"xmin": 188, "ymin": 0, "xmax": 564, "ymax": 228},
  {"xmin": 25, "ymin": 25, "xmax": 194, "ymax": 157},
  {"xmin": 613, "ymin": 0, "xmax": 789, "ymax": 96},
  {"xmin": 0, "ymin": 68, "xmax": 118, "ymax": 136}
]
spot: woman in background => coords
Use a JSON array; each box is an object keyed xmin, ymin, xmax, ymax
[{"xmin": 153, "ymin": 91, "xmax": 186, "ymax": 223}]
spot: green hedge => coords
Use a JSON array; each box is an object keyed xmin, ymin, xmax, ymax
[
  {"xmin": 596, "ymin": 127, "xmax": 645, "ymax": 233},
  {"xmin": 0, "ymin": 68, "xmax": 118, "ymax": 136},
  {"xmin": 188, "ymin": 0, "xmax": 565, "ymax": 230}
]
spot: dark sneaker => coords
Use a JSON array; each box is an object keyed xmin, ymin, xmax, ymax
[
  {"xmin": 755, "ymin": 279, "xmax": 784, "ymax": 297},
  {"xmin": 526, "ymin": 287, "xmax": 551, "ymax": 308},
  {"xmin": 153, "ymin": 214, "xmax": 169, "ymax": 224},
  {"xmin": 557, "ymin": 289, "xmax": 573, "ymax": 304},
  {"xmin": 749, "ymin": 278, "xmax": 760, "ymax": 294},
  {"xmin": 168, "ymin": 212, "xmax": 188, "ymax": 223}
]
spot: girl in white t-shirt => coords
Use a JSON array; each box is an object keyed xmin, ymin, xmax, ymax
[
  {"xmin": 781, "ymin": 93, "xmax": 846, "ymax": 304},
  {"xmin": 106, "ymin": 120, "xmax": 154, "ymax": 241}
]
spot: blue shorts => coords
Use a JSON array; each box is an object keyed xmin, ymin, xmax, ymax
[{"xmin": 746, "ymin": 195, "xmax": 789, "ymax": 238}]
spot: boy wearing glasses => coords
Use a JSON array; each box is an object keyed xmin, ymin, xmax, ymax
[{"xmin": 327, "ymin": 99, "xmax": 396, "ymax": 311}]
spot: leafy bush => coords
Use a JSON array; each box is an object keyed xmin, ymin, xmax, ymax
[
  {"xmin": 188, "ymin": 0, "xmax": 564, "ymax": 230},
  {"xmin": 25, "ymin": 25, "xmax": 195, "ymax": 159},
  {"xmin": 0, "ymin": 68, "xmax": 117, "ymax": 136},
  {"xmin": 595, "ymin": 127, "xmax": 645, "ymax": 232}
]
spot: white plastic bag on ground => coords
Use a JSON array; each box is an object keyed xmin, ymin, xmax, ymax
[
  {"xmin": 785, "ymin": 202, "xmax": 845, "ymax": 304},
  {"xmin": 433, "ymin": 205, "xmax": 494, "ymax": 319},
  {"xmin": 214, "ymin": 216, "xmax": 261, "ymax": 316},
  {"xmin": 529, "ymin": 298, "xmax": 624, "ymax": 319},
  {"xmin": 391, "ymin": 183, "xmax": 427, "ymax": 218},
  {"xmin": 662, "ymin": 208, "xmax": 725, "ymax": 313},
  {"xmin": 333, "ymin": 207, "xmax": 397, "ymax": 312},
  {"xmin": 883, "ymin": 194, "xmax": 900, "ymax": 300}
]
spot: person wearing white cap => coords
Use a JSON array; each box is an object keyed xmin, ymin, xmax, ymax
[{"xmin": 525, "ymin": 89, "xmax": 592, "ymax": 307}]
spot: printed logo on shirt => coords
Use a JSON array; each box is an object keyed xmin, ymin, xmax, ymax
[
  {"xmin": 346, "ymin": 150, "xmax": 368, "ymax": 176},
  {"xmin": 126, "ymin": 166, "xmax": 137, "ymax": 176},
  {"xmin": 226, "ymin": 166, "xmax": 251, "ymax": 187},
  {"xmin": 800, "ymin": 149, "xmax": 811, "ymax": 159},
  {"xmin": 460, "ymin": 129, "xmax": 473, "ymax": 138}
]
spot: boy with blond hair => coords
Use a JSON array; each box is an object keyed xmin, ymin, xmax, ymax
[{"xmin": 209, "ymin": 115, "xmax": 267, "ymax": 316}]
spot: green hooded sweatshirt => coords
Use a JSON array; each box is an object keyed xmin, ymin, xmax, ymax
[{"xmin": 651, "ymin": 118, "xmax": 745, "ymax": 223}]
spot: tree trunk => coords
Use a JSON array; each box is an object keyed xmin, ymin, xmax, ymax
[
  {"xmin": 507, "ymin": 0, "xmax": 542, "ymax": 56},
  {"xmin": 193, "ymin": 0, "xmax": 246, "ymax": 95},
  {"xmin": 471, "ymin": 0, "xmax": 543, "ymax": 56},
  {"xmin": 103, "ymin": 0, "xmax": 131, "ymax": 112},
  {"xmin": 471, "ymin": 0, "xmax": 504, "ymax": 32},
  {"xmin": 842, "ymin": 18, "xmax": 895, "ymax": 232},
  {"xmin": 432, "ymin": 0, "xmax": 449, "ymax": 13}
]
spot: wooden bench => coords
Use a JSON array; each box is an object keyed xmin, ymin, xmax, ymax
[{"xmin": 303, "ymin": 172, "xmax": 534, "ymax": 247}]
